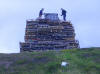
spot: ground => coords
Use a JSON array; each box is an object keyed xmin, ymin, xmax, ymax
[{"xmin": 0, "ymin": 48, "xmax": 100, "ymax": 74}]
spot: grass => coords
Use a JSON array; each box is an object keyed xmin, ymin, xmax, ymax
[{"xmin": 0, "ymin": 48, "xmax": 100, "ymax": 74}]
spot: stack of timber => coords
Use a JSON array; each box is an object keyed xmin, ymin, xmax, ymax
[{"xmin": 20, "ymin": 13, "xmax": 79, "ymax": 51}]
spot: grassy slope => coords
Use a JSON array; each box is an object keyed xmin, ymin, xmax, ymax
[{"xmin": 0, "ymin": 48, "xmax": 100, "ymax": 74}]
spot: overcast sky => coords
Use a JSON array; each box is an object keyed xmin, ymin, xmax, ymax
[{"xmin": 0, "ymin": 0, "xmax": 100, "ymax": 53}]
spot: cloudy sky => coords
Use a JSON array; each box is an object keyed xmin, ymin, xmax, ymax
[{"xmin": 0, "ymin": 0, "xmax": 100, "ymax": 53}]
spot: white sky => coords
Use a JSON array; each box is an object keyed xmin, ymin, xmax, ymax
[{"xmin": 0, "ymin": 0, "xmax": 100, "ymax": 53}]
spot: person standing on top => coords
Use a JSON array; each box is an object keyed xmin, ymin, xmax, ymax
[
  {"xmin": 61, "ymin": 8, "xmax": 67, "ymax": 21},
  {"xmin": 39, "ymin": 8, "xmax": 44, "ymax": 18}
]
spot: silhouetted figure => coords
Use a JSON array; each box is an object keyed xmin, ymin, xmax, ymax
[
  {"xmin": 39, "ymin": 8, "xmax": 44, "ymax": 18},
  {"xmin": 61, "ymin": 8, "xmax": 67, "ymax": 21}
]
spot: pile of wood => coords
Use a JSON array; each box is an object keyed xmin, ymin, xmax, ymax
[{"xmin": 20, "ymin": 13, "xmax": 79, "ymax": 51}]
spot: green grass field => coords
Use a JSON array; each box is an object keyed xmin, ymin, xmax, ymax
[{"xmin": 0, "ymin": 48, "xmax": 100, "ymax": 74}]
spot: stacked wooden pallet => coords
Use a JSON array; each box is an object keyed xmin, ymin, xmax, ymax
[{"xmin": 20, "ymin": 13, "xmax": 79, "ymax": 51}]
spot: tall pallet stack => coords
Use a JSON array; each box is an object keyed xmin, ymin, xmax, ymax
[{"xmin": 20, "ymin": 13, "xmax": 79, "ymax": 51}]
